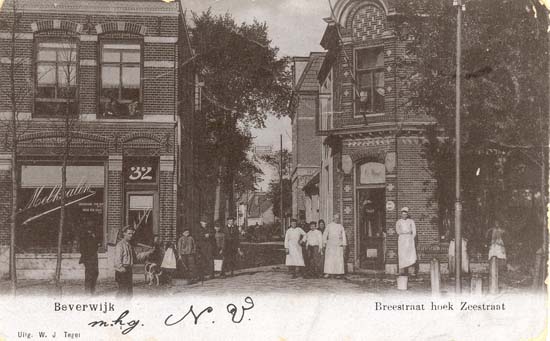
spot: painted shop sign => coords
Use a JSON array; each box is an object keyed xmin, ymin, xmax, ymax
[
  {"xmin": 17, "ymin": 165, "xmax": 105, "ymax": 227},
  {"xmin": 359, "ymin": 162, "xmax": 385, "ymax": 184},
  {"xmin": 24, "ymin": 178, "xmax": 93, "ymax": 210},
  {"xmin": 20, "ymin": 178, "xmax": 96, "ymax": 225}
]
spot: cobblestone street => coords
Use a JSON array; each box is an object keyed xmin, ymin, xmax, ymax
[
  {"xmin": 1, "ymin": 263, "xmax": 536, "ymax": 297},
  {"xmin": 0, "ymin": 265, "xmax": 419, "ymax": 297}
]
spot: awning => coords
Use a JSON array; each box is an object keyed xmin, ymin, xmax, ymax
[{"xmin": 302, "ymin": 172, "xmax": 320, "ymax": 195}]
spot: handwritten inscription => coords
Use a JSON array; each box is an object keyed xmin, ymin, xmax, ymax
[{"xmin": 88, "ymin": 297, "xmax": 255, "ymax": 335}]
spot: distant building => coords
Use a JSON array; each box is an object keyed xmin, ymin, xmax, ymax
[
  {"xmin": 253, "ymin": 145, "xmax": 273, "ymax": 158},
  {"xmin": 290, "ymin": 53, "xmax": 325, "ymax": 223},
  {"xmin": 237, "ymin": 192, "xmax": 274, "ymax": 227}
]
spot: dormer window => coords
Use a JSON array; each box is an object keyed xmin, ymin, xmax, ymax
[
  {"xmin": 354, "ymin": 47, "xmax": 384, "ymax": 116},
  {"xmin": 99, "ymin": 42, "xmax": 142, "ymax": 118}
]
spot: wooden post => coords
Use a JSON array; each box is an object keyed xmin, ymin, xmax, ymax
[
  {"xmin": 489, "ymin": 256, "xmax": 499, "ymax": 294},
  {"xmin": 532, "ymin": 248, "xmax": 544, "ymax": 291},
  {"xmin": 470, "ymin": 275, "xmax": 483, "ymax": 296},
  {"xmin": 430, "ymin": 258, "xmax": 441, "ymax": 296}
]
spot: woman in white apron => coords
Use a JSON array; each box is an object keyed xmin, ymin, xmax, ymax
[
  {"xmin": 285, "ymin": 218, "xmax": 306, "ymax": 278},
  {"xmin": 487, "ymin": 221, "xmax": 506, "ymax": 270},
  {"xmin": 396, "ymin": 207, "xmax": 417, "ymax": 275}
]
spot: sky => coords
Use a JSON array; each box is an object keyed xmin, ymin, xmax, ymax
[{"xmin": 181, "ymin": 0, "xmax": 329, "ymax": 189}]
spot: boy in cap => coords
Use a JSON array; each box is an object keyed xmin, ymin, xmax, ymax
[{"xmin": 304, "ymin": 221, "xmax": 324, "ymax": 278}]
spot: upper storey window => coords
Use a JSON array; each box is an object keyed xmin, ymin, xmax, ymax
[
  {"xmin": 355, "ymin": 47, "xmax": 384, "ymax": 116},
  {"xmin": 35, "ymin": 41, "xmax": 78, "ymax": 117},
  {"xmin": 100, "ymin": 42, "xmax": 142, "ymax": 118}
]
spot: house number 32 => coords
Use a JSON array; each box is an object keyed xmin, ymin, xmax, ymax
[{"xmin": 129, "ymin": 166, "xmax": 153, "ymax": 181}]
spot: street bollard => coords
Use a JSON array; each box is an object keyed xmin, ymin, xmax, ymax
[
  {"xmin": 489, "ymin": 256, "xmax": 499, "ymax": 294},
  {"xmin": 430, "ymin": 258, "xmax": 440, "ymax": 296},
  {"xmin": 532, "ymin": 248, "xmax": 544, "ymax": 291},
  {"xmin": 470, "ymin": 275, "xmax": 483, "ymax": 296}
]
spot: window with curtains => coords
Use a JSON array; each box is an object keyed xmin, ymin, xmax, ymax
[
  {"xmin": 99, "ymin": 42, "xmax": 142, "ymax": 118},
  {"xmin": 354, "ymin": 47, "xmax": 384, "ymax": 116},
  {"xmin": 35, "ymin": 41, "xmax": 78, "ymax": 117}
]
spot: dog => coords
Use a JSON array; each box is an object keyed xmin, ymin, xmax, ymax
[{"xmin": 144, "ymin": 262, "xmax": 163, "ymax": 286}]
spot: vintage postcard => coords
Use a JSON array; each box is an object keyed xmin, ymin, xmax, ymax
[{"xmin": 0, "ymin": 0, "xmax": 547, "ymax": 340}]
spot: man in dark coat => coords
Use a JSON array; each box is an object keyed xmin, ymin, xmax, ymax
[
  {"xmin": 79, "ymin": 221, "xmax": 100, "ymax": 295},
  {"xmin": 195, "ymin": 216, "xmax": 215, "ymax": 280},
  {"xmin": 223, "ymin": 217, "xmax": 242, "ymax": 277}
]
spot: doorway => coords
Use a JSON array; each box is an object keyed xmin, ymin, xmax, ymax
[
  {"xmin": 125, "ymin": 192, "xmax": 158, "ymax": 250},
  {"xmin": 357, "ymin": 187, "xmax": 385, "ymax": 269}
]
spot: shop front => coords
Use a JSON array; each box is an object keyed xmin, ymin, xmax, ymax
[
  {"xmin": 13, "ymin": 155, "xmax": 167, "ymax": 279},
  {"xmin": 14, "ymin": 162, "xmax": 109, "ymax": 279},
  {"xmin": 17, "ymin": 163, "xmax": 106, "ymax": 253}
]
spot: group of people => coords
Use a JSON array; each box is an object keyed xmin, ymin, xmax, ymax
[
  {"xmin": 175, "ymin": 216, "xmax": 243, "ymax": 284},
  {"xmin": 284, "ymin": 213, "xmax": 348, "ymax": 279},
  {"xmin": 396, "ymin": 206, "xmax": 508, "ymax": 277},
  {"xmin": 78, "ymin": 205, "xmax": 508, "ymax": 297},
  {"xmin": 78, "ymin": 216, "xmax": 244, "ymax": 297}
]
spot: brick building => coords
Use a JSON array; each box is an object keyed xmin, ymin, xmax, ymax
[
  {"xmin": 316, "ymin": 0, "xmax": 443, "ymax": 273},
  {"xmin": 0, "ymin": 0, "xmax": 195, "ymax": 279},
  {"xmin": 291, "ymin": 53, "xmax": 324, "ymax": 223}
]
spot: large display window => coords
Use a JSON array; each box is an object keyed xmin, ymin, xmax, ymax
[{"xmin": 16, "ymin": 164, "xmax": 105, "ymax": 252}]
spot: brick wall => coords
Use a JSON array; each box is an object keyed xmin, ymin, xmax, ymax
[
  {"xmin": 0, "ymin": 1, "xmax": 188, "ymax": 251},
  {"xmin": 159, "ymin": 170, "xmax": 176, "ymax": 242},
  {"xmin": 0, "ymin": 170, "xmax": 11, "ymax": 245},
  {"xmin": 0, "ymin": 10, "xmax": 179, "ymax": 117}
]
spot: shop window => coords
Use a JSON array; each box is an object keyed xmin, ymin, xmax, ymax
[
  {"xmin": 354, "ymin": 47, "xmax": 384, "ymax": 116},
  {"xmin": 99, "ymin": 42, "xmax": 142, "ymax": 118},
  {"xmin": 35, "ymin": 41, "xmax": 78, "ymax": 117},
  {"xmin": 16, "ymin": 165, "xmax": 105, "ymax": 252}
]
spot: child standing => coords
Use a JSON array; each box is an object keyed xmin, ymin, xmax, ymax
[
  {"xmin": 177, "ymin": 229, "xmax": 197, "ymax": 283},
  {"xmin": 305, "ymin": 221, "xmax": 324, "ymax": 278},
  {"xmin": 161, "ymin": 242, "xmax": 177, "ymax": 283},
  {"xmin": 213, "ymin": 221, "xmax": 225, "ymax": 277}
]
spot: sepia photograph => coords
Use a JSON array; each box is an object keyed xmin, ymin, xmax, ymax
[{"xmin": 0, "ymin": 0, "xmax": 547, "ymax": 339}]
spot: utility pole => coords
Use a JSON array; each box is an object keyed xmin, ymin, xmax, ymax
[
  {"xmin": 454, "ymin": 0, "xmax": 464, "ymax": 294},
  {"xmin": 280, "ymin": 134, "xmax": 284, "ymax": 237}
]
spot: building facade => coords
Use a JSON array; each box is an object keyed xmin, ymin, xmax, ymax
[
  {"xmin": 291, "ymin": 53, "xmax": 324, "ymax": 223},
  {"xmin": 317, "ymin": 0, "xmax": 444, "ymax": 273},
  {"xmin": 0, "ymin": 0, "xmax": 194, "ymax": 279}
]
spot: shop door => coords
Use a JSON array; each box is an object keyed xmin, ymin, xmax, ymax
[
  {"xmin": 126, "ymin": 192, "xmax": 158, "ymax": 256},
  {"xmin": 357, "ymin": 188, "xmax": 385, "ymax": 269}
]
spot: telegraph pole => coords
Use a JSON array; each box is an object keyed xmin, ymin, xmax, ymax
[
  {"xmin": 454, "ymin": 0, "xmax": 464, "ymax": 294},
  {"xmin": 280, "ymin": 134, "xmax": 284, "ymax": 237}
]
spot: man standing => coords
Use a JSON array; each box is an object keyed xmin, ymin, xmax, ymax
[
  {"xmin": 285, "ymin": 218, "xmax": 306, "ymax": 278},
  {"xmin": 79, "ymin": 221, "xmax": 100, "ymax": 295},
  {"xmin": 195, "ymin": 216, "xmax": 215, "ymax": 280},
  {"xmin": 223, "ymin": 217, "xmax": 242, "ymax": 277},
  {"xmin": 323, "ymin": 214, "xmax": 347, "ymax": 279},
  {"xmin": 114, "ymin": 226, "xmax": 153, "ymax": 297},
  {"xmin": 396, "ymin": 207, "xmax": 417, "ymax": 275}
]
